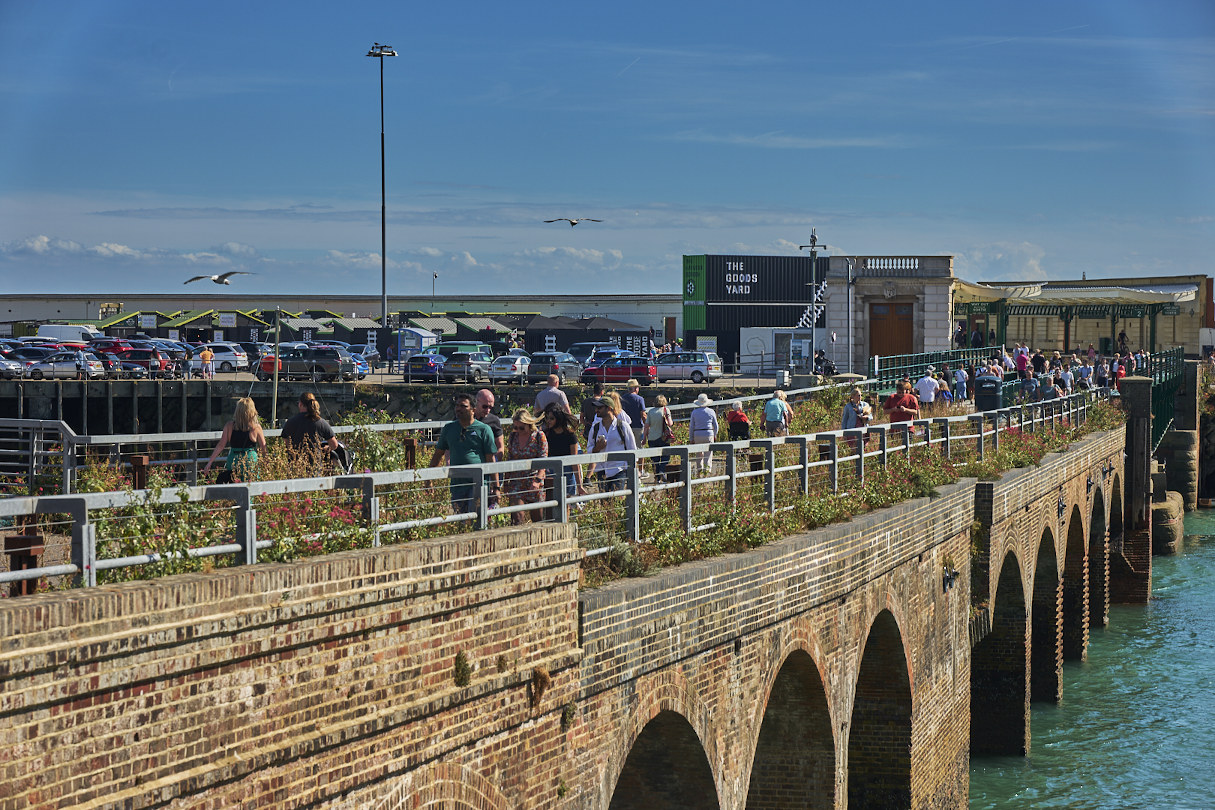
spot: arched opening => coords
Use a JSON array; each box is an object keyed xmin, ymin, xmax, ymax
[
  {"xmin": 971, "ymin": 551, "xmax": 1029, "ymax": 756},
  {"xmin": 608, "ymin": 710, "xmax": 719, "ymax": 810},
  {"xmin": 745, "ymin": 650, "xmax": 835, "ymax": 809},
  {"xmin": 1062, "ymin": 505, "xmax": 1089, "ymax": 661},
  {"xmin": 848, "ymin": 610, "xmax": 912, "ymax": 810},
  {"xmin": 1109, "ymin": 474, "xmax": 1124, "ymax": 553},
  {"xmin": 1088, "ymin": 487, "xmax": 1108, "ymax": 628},
  {"xmin": 1031, "ymin": 527, "xmax": 1062, "ymax": 703}
]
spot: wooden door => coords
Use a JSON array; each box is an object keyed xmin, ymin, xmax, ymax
[{"xmin": 869, "ymin": 303, "xmax": 914, "ymax": 357}]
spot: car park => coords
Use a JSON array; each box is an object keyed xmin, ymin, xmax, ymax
[
  {"xmin": 349, "ymin": 353, "xmax": 370, "ymax": 380},
  {"xmin": 4, "ymin": 347, "xmax": 57, "ymax": 370},
  {"xmin": 525, "ymin": 352, "xmax": 583, "ymax": 384},
  {"xmin": 488, "ymin": 355, "xmax": 531, "ymax": 384},
  {"xmin": 426, "ymin": 341, "xmax": 492, "ymax": 358},
  {"xmin": 198, "ymin": 342, "xmax": 249, "ymax": 372},
  {"xmin": 653, "ymin": 351, "xmax": 723, "ymax": 384},
  {"xmin": 565, "ymin": 342, "xmax": 616, "ymax": 365},
  {"xmin": 404, "ymin": 353, "xmax": 447, "ymax": 383},
  {"xmin": 443, "ymin": 351, "xmax": 494, "ymax": 383},
  {"xmin": 257, "ymin": 346, "xmax": 356, "ymax": 381},
  {"xmin": 585, "ymin": 348, "xmax": 634, "ymax": 368},
  {"xmin": 24, "ymin": 352, "xmax": 105, "ymax": 379},
  {"xmin": 115, "ymin": 348, "xmax": 170, "ymax": 376},
  {"xmin": 346, "ymin": 344, "xmax": 381, "ymax": 369},
  {"xmin": 580, "ymin": 356, "xmax": 657, "ymax": 385}
]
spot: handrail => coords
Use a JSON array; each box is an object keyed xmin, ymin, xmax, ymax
[{"xmin": 0, "ymin": 388, "xmax": 1112, "ymax": 591}]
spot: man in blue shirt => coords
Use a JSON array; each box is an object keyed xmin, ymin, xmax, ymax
[
  {"xmin": 620, "ymin": 380, "xmax": 648, "ymax": 447},
  {"xmin": 430, "ymin": 392, "xmax": 497, "ymax": 516}
]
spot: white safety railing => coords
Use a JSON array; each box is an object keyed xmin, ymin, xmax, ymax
[{"xmin": 0, "ymin": 388, "xmax": 1110, "ymax": 592}]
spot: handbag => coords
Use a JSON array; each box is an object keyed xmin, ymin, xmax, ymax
[{"xmin": 660, "ymin": 408, "xmax": 675, "ymax": 444}]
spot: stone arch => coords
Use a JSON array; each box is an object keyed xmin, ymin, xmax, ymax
[
  {"xmin": 1109, "ymin": 473, "xmax": 1124, "ymax": 551},
  {"xmin": 1088, "ymin": 485, "xmax": 1109, "ymax": 628},
  {"xmin": 847, "ymin": 609, "xmax": 912, "ymax": 810},
  {"xmin": 1030, "ymin": 525, "xmax": 1062, "ymax": 703},
  {"xmin": 971, "ymin": 549, "xmax": 1029, "ymax": 756},
  {"xmin": 1062, "ymin": 504, "xmax": 1089, "ymax": 661},
  {"xmin": 745, "ymin": 649, "xmax": 836, "ymax": 810},
  {"xmin": 373, "ymin": 761, "xmax": 509, "ymax": 810},
  {"xmin": 607, "ymin": 710, "xmax": 720, "ymax": 810}
]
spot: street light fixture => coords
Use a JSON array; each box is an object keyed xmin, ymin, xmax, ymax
[{"xmin": 366, "ymin": 42, "xmax": 396, "ymax": 342}]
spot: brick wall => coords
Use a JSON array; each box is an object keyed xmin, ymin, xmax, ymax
[{"xmin": 0, "ymin": 524, "xmax": 582, "ymax": 809}]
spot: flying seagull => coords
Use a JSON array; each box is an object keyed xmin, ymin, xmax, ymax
[
  {"xmin": 544, "ymin": 218, "xmax": 602, "ymax": 227},
  {"xmin": 183, "ymin": 271, "xmax": 255, "ymax": 286}
]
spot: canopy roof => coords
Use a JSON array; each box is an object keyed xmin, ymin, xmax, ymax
[{"xmin": 954, "ymin": 278, "xmax": 1198, "ymax": 307}]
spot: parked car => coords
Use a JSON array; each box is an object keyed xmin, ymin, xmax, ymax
[
  {"xmin": 118, "ymin": 361, "xmax": 149, "ymax": 379},
  {"xmin": 566, "ymin": 341, "xmax": 616, "ymax": 365},
  {"xmin": 115, "ymin": 347, "xmax": 170, "ymax": 376},
  {"xmin": 349, "ymin": 353, "xmax": 370, "ymax": 380},
  {"xmin": 5, "ymin": 347, "xmax": 58, "ymax": 370},
  {"xmin": 345, "ymin": 344, "xmax": 381, "ymax": 369},
  {"xmin": 404, "ymin": 353, "xmax": 447, "ymax": 383},
  {"xmin": 653, "ymin": 351, "xmax": 723, "ymax": 384},
  {"xmin": 0, "ymin": 356, "xmax": 24, "ymax": 379},
  {"xmin": 525, "ymin": 352, "xmax": 583, "ymax": 384},
  {"xmin": 238, "ymin": 342, "xmax": 274, "ymax": 364},
  {"xmin": 24, "ymin": 352, "xmax": 105, "ymax": 379},
  {"xmin": 198, "ymin": 342, "xmax": 249, "ymax": 373},
  {"xmin": 88, "ymin": 339, "xmax": 133, "ymax": 355},
  {"xmin": 488, "ymin": 355, "xmax": 531, "ymax": 385},
  {"xmin": 580, "ymin": 356, "xmax": 658, "ymax": 386},
  {"xmin": 257, "ymin": 345, "xmax": 355, "ymax": 381},
  {"xmin": 443, "ymin": 351, "xmax": 494, "ymax": 383},
  {"xmin": 586, "ymin": 348, "xmax": 637, "ymax": 369}
]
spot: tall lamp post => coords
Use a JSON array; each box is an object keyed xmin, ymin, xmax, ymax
[
  {"xmin": 799, "ymin": 228, "xmax": 827, "ymax": 375},
  {"xmin": 367, "ymin": 42, "xmax": 396, "ymax": 339}
]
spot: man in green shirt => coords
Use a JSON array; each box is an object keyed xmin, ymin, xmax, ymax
[{"xmin": 429, "ymin": 392, "xmax": 496, "ymax": 515}]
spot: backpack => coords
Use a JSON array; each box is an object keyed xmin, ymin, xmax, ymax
[
  {"xmin": 330, "ymin": 441, "xmax": 354, "ymax": 474},
  {"xmin": 592, "ymin": 418, "xmax": 628, "ymax": 448}
]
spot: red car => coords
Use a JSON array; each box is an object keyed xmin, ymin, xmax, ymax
[{"xmin": 580, "ymin": 356, "xmax": 657, "ymax": 385}]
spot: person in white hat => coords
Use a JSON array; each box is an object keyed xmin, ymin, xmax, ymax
[{"xmin": 688, "ymin": 393, "xmax": 719, "ymax": 475}]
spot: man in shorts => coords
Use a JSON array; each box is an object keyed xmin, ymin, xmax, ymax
[{"xmin": 198, "ymin": 346, "xmax": 215, "ymax": 379}]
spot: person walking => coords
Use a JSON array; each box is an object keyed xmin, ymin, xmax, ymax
[
  {"xmin": 281, "ymin": 392, "xmax": 338, "ymax": 470},
  {"xmin": 428, "ymin": 392, "xmax": 497, "ymax": 517},
  {"xmin": 914, "ymin": 366, "xmax": 939, "ymax": 414},
  {"xmin": 503, "ymin": 409, "xmax": 548, "ymax": 525},
  {"xmin": 542, "ymin": 409, "xmax": 586, "ymax": 505},
  {"xmin": 534, "ymin": 374, "xmax": 571, "ymax": 415},
  {"xmin": 587, "ymin": 396, "xmax": 636, "ymax": 491},
  {"xmin": 840, "ymin": 386, "xmax": 872, "ymax": 457},
  {"xmin": 198, "ymin": 346, "xmax": 215, "ymax": 379},
  {"xmin": 620, "ymin": 379, "xmax": 648, "ymax": 448},
  {"xmin": 689, "ymin": 393, "xmax": 719, "ymax": 475},
  {"xmin": 645, "ymin": 394, "xmax": 675, "ymax": 483},
  {"xmin": 580, "ymin": 382, "xmax": 605, "ymax": 441},
  {"xmin": 883, "ymin": 379, "xmax": 920, "ymax": 423},
  {"xmin": 761, "ymin": 390, "xmax": 790, "ymax": 437},
  {"xmin": 203, "ymin": 396, "xmax": 267, "ymax": 484}
]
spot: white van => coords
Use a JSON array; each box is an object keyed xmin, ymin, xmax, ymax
[{"xmin": 37, "ymin": 324, "xmax": 103, "ymax": 342}]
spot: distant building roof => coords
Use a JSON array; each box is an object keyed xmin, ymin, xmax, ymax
[
  {"xmin": 454, "ymin": 316, "xmax": 511, "ymax": 334},
  {"xmin": 325, "ymin": 317, "xmax": 382, "ymax": 330},
  {"xmin": 161, "ymin": 309, "xmax": 215, "ymax": 328},
  {"xmin": 408, "ymin": 316, "xmax": 458, "ymax": 334},
  {"xmin": 282, "ymin": 317, "xmax": 329, "ymax": 330}
]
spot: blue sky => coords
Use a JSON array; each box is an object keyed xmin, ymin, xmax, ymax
[{"xmin": 1, "ymin": 0, "xmax": 1212, "ymax": 297}]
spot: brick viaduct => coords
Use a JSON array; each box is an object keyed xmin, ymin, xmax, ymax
[{"xmin": 0, "ymin": 423, "xmax": 1140, "ymax": 809}]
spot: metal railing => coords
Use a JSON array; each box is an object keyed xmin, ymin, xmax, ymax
[
  {"xmin": 0, "ymin": 388, "xmax": 1110, "ymax": 592},
  {"xmin": 0, "ymin": 419, "xmax": 73, "ymax": 497},
  {"xmin": 1148, "ymin": 346, "xmax": 1184, "ymax": 451},
  {"xmin": 871, "ymin": 348, "xmax": 998, "ymax": 389}
]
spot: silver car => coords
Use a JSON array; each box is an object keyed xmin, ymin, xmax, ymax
[
  {"xmin": 488, "ymin": 355, "xmax": 531, "ymax": 384},
  {"xmin": 654, "ymin": 351, "xmax": 723, "ymax": 384},
  {"xmin": 0, "ymin": 356, "xmax": 23, "ymax": 379},
  {"xmin": 25, "ymin": 352, "xmax": 106, "ymax": 379},
  {"xmin": 198, "ymin": 342, "xmax": 250, "ymax": 372}
]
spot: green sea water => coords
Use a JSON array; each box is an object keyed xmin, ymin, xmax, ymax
[{"xmin": 969, "ymin": 511, "xmax": 1215, "ymax": 809}]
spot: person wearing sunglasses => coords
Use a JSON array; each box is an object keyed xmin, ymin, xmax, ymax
[{"xmin": 429, "ymin": 392, "xmax": 497, "ymax": 517}]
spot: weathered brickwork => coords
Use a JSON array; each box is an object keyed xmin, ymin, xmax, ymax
[
  {"xmin": 0, "ymin": 426, "xmax": 1129, "ymax": 810},
  {"xmin": 0, "ymin": 524, "xmax": 583, "ymax": 809}
]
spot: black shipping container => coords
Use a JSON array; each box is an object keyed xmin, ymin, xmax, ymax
[
  {"xmin": 703, "ymin": 255, "xmax": 824, "ymax": 304},
  {"xmin": 706, "ymin": 304, "xmax": 820, "ymax": 331}
]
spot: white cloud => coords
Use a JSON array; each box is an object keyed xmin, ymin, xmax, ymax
[{"xmin": 955, "ymin": 241, "xmax": 1047, "ymax": 282}]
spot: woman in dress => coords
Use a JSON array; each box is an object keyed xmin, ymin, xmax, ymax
[
  {"xmin": 203, "ymin": 397, "xmax": 267, "ymax": 484},
  {"xmin": 504, "ymin": 409, "xmax": 548, "ymax": 524}
]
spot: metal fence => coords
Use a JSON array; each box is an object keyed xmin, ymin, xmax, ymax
[
  {"xmin": 0, "ymin": 419, "xmax": 73, "ymax": 497},
  {"xmin": 871, "ymin": 347, "xmax": 996, "ymax": 389},
  {"xmin": 0, "ymin": 388, "xmax": 1110, "ymax": 592},
  {"xmin": 1149, "ymin": 346, "xmax": 1185, "ymax": 451}
]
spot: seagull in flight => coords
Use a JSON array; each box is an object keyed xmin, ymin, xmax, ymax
[
  {"xmin": 183, "ymin": 271, "xmax": 255, "ymax": 285},
  {"xmin": 544, "ymin": 218, "xmax": 602, "ymax": 227}
]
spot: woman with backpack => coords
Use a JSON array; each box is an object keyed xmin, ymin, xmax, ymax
[{"xmin": 645, "ymin": 394, "xmax": 676, "ymax": 483}]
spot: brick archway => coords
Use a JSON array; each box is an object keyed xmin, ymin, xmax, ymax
[
  {"xmin": 1030, "ymin": 526, "xmax": 1062, "ymax": 703},
  {"xmin": 1088, "ymin": 485, "xmax": 1109, "ymax": 628},
  {"xmin": 372, "ymin": 761, "xmax": 509, "ymax": 810},
  {"xmin": 971, "ymin": 549, "xmax": 1029, "ymax": 756},
  {"xmin": 604, "ymin": 671, "xmax": 720, "ymax": 810},
  {"xmin": 847, "ymin": 609, "xmax": 912, "ymax": 810},
  {"xmin": 1062, "ymin": 504, "xmax": 1089, "ymax": 661},
  {"xmin": 745, "ymin": 648, "xmax": 836, "ymax": 809}
]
